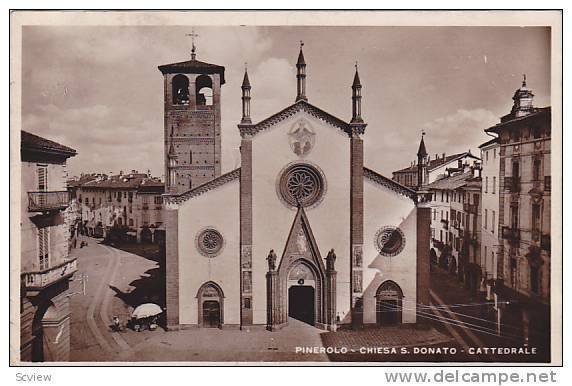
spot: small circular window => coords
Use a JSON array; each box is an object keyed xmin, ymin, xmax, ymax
[
  {"xmin": 196, "ymin": 228, "xmax": 224, "ymax": 257},
  {"xmin": 278, "ymin": 163, "xmax": 325, "ymax": 208},
  {"xmin": 375, "ymin": 226, "xmax": 406, "ymax": 257}
]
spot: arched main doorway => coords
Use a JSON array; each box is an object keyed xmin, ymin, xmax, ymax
[
  {"xmin": 196, "ymin": 282, "xmax": 224, "ymax": 328},
  {"xmin": 376, "ymin": 281, "xmax": 403, "ymax": 326},
  {"xmin": 287, "ymin": 262, "xmax": 316, "ymax": 325}
]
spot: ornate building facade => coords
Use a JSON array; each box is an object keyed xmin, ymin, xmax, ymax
[
  {"xmin": 162, "ymin": 45, "xmax": 431, "ymax": 331},
  {"xmin": 487, "ymin": 77, "xmax": 551, "ymax": 353}
]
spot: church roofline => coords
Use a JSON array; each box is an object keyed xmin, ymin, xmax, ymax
[
  {"xmin": 165, "ymin": 168, "xmax": 240, "ymax": 204},
  {"xmin": 158, "ymin": 59, "xmax": 226, "ymax": 84},
  {"xmin": 363, "ymin": 167, "xmax": 416, "ymax": 201},
  {"xmin": 238, "ymin": 99, "xmax": 357, "ymax": 138}
]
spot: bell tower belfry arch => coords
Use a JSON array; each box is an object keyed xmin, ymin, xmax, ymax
[{"xmin": 159, "ymin": 36, "xmax": 225, "ymax": 195}]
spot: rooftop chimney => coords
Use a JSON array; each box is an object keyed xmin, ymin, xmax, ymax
[{"xmin": 442, "ymin": 152, "xmax": 446, "ymax": 160}]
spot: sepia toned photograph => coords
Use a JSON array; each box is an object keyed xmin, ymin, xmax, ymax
[{"xmin": 9, "ymin": 10, "xmax": 562, "ymax": 365}]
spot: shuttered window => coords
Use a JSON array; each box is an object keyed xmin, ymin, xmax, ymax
[
  {"xmin": 37, "ymin": 165, "xmax": 48, "ymax": 191},
  {"xmin": 38, "ymin": 227, "xmax": 50, "ymax": 270}
]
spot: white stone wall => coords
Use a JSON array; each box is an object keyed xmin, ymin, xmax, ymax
[
  {"xmin": 250, "ymin": 111, "xmax": 351, "ymax": 325},
  {"xmin": 177, "ymin": 178, "xmax": 241, "ymax": 325},
  {"xmin": 362, "ymin": 179, "xmax": 418, "ymax": 324}
]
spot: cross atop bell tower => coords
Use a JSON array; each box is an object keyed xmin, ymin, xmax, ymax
[
  {"xmin": 158, "ymin": 38, "xmax": 226, "ymax": 195},
  {"xmin": 185, "ymin": 29, "xmax": 199, "ymax": 60}
]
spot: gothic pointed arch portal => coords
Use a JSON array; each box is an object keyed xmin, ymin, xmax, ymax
[
  {"xmin": 196, "ymin": 281, "xmax": 224, "ymax": 328},
  {"xmin": 375, "ymin": 280, "xmax": 404, "ymax": 326},
  {"xmin": 266, "ymin": 206, "xmax": 336, "ymax": 331}
]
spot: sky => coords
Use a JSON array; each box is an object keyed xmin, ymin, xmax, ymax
[{"xmin": 21, "ymin": 26, "xmax": 551, "ymax": 179}]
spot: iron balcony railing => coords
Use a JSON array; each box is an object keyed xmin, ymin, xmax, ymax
[
  {"xmin": 504, "ymin": 176, "xmax": 521, "ymax": 193},
  {"xmin": 22, "ymin": 257, "xmax": 78, "ymax": 290},
  {"xmin": 502, "ymin": 226, "xmax": 520, "ymax": 245},
  {"xmin": 541, "ymin": 234, "xmax": 551, "ymax": 251},
  {"xmin": 28, "ymin": 191, "xmax": 69, "ymax": 212}
]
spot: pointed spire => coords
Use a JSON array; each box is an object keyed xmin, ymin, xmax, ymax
[
  {"xmin": 352, "ymin": 62, "xmax": 362, "ymax": 88},
  {"xmin": 417, "ymin": 131, "xmax": 428, "ymax": 189},
  {"xmin": 297, "ymin": 40, "xmax": 306, "ymax": 65},
  {"xmin": 417, "ymin": 131, "xmax": 428, "ymax": 157},
  {"xmin": 350, "ymin": 62, "xmax": 364, "ymax": 125},
  {"xmin": 242, "ymin": 64, "xmax": 251, "ymax": 89},
  {"xmin": 296, "ymin": 41, "xmax": 307, "ymax": 102},
  {"xmin": 241, "ymin": 64, "xmax": 252, "ymax": 124},
  {"xmin": 522, "ymin": 73, "xmax": 527, "ymax": 88}
]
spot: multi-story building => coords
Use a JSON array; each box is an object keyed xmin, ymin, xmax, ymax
[
  {"xmin": 72, "ymin": 171, "xmax": 165, "ymax": 243},
  {"xmin": 460, "ymin": 171, "xmax": 483, "ymax": 294},
  {"xmin": 486, "ymin": 77, "xmax": 551, "ymax": 350},
  {"xmin": 20, "ymin": 131, "xmax": 77, "ymax": 362},
  {"xmin": 479, "ymin": 137, "xmax": 501, "ymax": 299},
  {"xmin": 426, "ymin": 167, "xmax": 482, "ymax": 287},
  {"xmin": 410, "ymin": 134, "xmax": 482, "ymax": 284},
  {"xmin": 393, "ymin": 144, "xmax": 480, "ymax": 189}
]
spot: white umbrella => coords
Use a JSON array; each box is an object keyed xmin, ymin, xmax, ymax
[{"xmin": 131, "ymin": 303, "xmax": 163, "ymax": 319}]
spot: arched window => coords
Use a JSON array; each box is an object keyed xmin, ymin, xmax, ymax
[
  {"xmin": 172, "ymin": 74, "xmax": 190, "ymax": 105},
  {"xmin": 195, "ymin": 75, "xmax": 213, "ymax": 106}
]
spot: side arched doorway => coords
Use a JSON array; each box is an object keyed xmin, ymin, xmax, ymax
[
  {"xmin": 196, "ymin": 282, "xmax": 224, "ymax": 328},
  {"xmin": 375, "ymin": 281, "xmax": 404, "ymax": 326},
  {"xmin": 287, "ymin": 262, "xmax": 317, "ymax": 325}
]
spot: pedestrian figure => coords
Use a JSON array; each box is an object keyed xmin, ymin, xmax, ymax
[{"xmin": 112, "ymin": 316, "xmax": 121, "ymax": 332}]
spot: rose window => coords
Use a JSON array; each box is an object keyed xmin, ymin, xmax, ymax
[
  {"xmin": 375, "ymin": 226, "xmax": 406, "ymax": 257},
  {"xmin": 196, "ymin": 228, "xmax": 224, "ymax": 257},
  {"xmin": 279, "ymin": 163, "xmax": 325, "ymax": 207}
]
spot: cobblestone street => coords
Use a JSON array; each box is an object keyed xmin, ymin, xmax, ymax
[
  {"xmin": 426, "ymin": 266, "xmax": 548, "ymax": 362},
  {"xmin": 68, "ymin": 239, "xmax": 545, "ymax": 363}
]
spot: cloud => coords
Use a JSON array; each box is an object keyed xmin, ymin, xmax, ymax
[
  {"xmin": 19, "ymin": 26, "xmax": 550, "ymax": 180},
  {"xmin": 365, "ymin": 108, "xmax": 498, "ymax": 175}
]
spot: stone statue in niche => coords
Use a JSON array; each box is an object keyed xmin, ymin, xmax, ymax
[
  {"xmin": 267, "ymin": 249, "xmax": 277, "ymax": 271},
  {"xmin": 296, "ymin": 228, "xmax": 307, "ymax": 254},
  {"xmin": 353, "ymin": 272, "xmax": 363, "ymax": 293},
  {"xmin": 326, "ymin": 248, "xmax": 337, "ymax": 271},
  {"xmin": 352, "ymin": 245, "xmax": 363, "ymax": 268}
]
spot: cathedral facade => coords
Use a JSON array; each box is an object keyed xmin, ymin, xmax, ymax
[{"xmin": 161, "ymin": 44, "xmax": 431, "ymax": 331}]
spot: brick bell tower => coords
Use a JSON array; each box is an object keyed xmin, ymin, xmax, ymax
[{"xmin": 159, "ymin": 35, "xmax": 225, "ymax": 195}]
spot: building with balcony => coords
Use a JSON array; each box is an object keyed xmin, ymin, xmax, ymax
[
  {"xmin": 20, "ymin": 130, "xmax": 77, "ymax": 362},
  {"xmin": 485, "ymin": 77, "xmax": 551, "ymax": 352},
  {"xmin": 425, "ymin": 166, "xmax": 482, "ymax": 288},
  {"xmin": 71, "ymin": 171, "xmax": 165, "ymax": 243}
]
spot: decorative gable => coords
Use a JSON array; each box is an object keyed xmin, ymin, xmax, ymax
[
  {"xmin": 277, "ymin": 205, "xmax": 327, "ymax": 275},
  {"xmin": 239, "ymin": 100, "xmax": 354, "ymax": 138}
]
